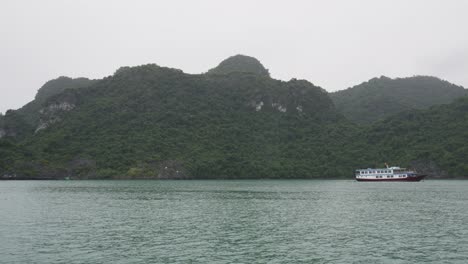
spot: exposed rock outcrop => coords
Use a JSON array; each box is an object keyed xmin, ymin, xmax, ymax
[{"xmin": 36, "ymin": 102, "xmax": 75, "ymax": 133}]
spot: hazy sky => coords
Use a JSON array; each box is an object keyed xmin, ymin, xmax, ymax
[{"xmin": 1, "ymin": 0, "xmax": 467, "ymax": 113}]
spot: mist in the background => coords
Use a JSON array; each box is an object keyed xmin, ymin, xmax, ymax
[{"xmin": 1, "ymin": 0, "xmax": 467, "ymax": 113}]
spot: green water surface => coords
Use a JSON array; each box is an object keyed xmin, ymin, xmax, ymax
[{"xmin": 1, "ymin": 180, "xmax": 467, "ymax": 263}]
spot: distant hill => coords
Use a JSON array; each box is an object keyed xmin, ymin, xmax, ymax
[
  {"xmin": 330, "ymin": 76, "xmax": 467, "ymax": 124},
  {"xmin": 367, "ymin": 96, "xmax": 468, "ymax": 177},
  {"xmin": 0, "ymin": 77, "xmax": 95, "ymax": 138},
  {"xmin": 207, "ymin": 54, "xmax": 270, "ymax": 77}
]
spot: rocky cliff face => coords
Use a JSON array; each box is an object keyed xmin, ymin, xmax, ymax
[{"xmin": 36, "ymin": 102, "xmax": 76, "ymax": 133}]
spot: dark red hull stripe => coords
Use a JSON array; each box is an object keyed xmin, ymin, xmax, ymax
[{"xmin": 356, "ymin": 175, "xmax": 426, "ymax": 182}]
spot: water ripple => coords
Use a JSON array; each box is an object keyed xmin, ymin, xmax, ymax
[{"xmin": 0, "ymin": 180, "xmax": 467, "ymax": 263}]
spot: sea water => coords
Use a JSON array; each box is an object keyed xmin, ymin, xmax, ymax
[{"xmin": 1, "ymin": 180, "xmax": 467, "ymax": 263}]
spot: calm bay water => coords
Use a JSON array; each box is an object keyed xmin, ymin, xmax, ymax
[{"xmin": 0, "ymin": 180, "xmax": 467, "ymax": 263}]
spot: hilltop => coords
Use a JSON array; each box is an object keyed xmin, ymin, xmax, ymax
[{"xmin": 207, "ymin": 54, "xmax": 270, "ymax": 77}]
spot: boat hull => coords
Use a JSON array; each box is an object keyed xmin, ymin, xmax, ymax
[{"xmin": 356, "ymin": 174, "xmax": 426, "ymax": 182}]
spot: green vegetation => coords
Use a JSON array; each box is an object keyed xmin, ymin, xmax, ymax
[
  {"xmin": 1, "ymin": 56, "xmax": 467, "ymax": 179},
  {"xmin": 366, "ymin": 96, "xmax": 468, "ymax": 177},
  {"xmin": 331, "ymin": 76, "xmax": 467, "ymax": 124},
  {"xmin": 207, "ymin": 54, "xmax": 270, "ymax": 77}
]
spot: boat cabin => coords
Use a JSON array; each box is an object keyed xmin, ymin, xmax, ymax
[{"xmin": 355, "ymin": 167, "xmax": 411, "ymax": 178}]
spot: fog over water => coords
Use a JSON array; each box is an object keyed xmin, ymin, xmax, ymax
[{"xmin": 1, "ymin": 0, "xmax": 467, "ymax": 113}]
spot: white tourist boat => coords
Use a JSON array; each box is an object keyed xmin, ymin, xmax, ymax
[{"xmin": 355, "ymin": 164, "xmax": 426, "ymax": 182}]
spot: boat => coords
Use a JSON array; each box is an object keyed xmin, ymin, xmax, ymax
[{"xmin": 355, "ymin": 164, "xmax": 426, "ymax": 182}]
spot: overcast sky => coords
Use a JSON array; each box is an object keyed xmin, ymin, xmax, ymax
[{"xmin": 1, "ymin": 0, "xmax": 467, "ymax": 113}]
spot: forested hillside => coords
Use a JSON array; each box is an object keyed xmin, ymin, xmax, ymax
[
  {"xmin": 1, "ymin": 56, "xmax": 467, "ymax": 179},
  {"xmin": 0, "ymin": 58, "xmax": 371, "ymax": 179},
  {"xmin": 366, "ymin": 96, "xmax": 468, "ymax": 177}
]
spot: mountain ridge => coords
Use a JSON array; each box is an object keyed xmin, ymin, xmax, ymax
[
  {"xmin": 2, "ymin": 59, "xmax": 358, "ymax": 179},
  {"xmin": 1, "ymin": 55, "xmax": 468, "ymax": 179}
]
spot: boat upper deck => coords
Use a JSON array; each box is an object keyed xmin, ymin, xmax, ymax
[{"xmin": 355, "ymin": 167, "xmax": 412, "ymax": 175}]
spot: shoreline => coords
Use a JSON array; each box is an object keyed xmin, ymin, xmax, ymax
[{"xmin": 2, "ymin": 176, "xmax": 468, "ymax": 181}]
